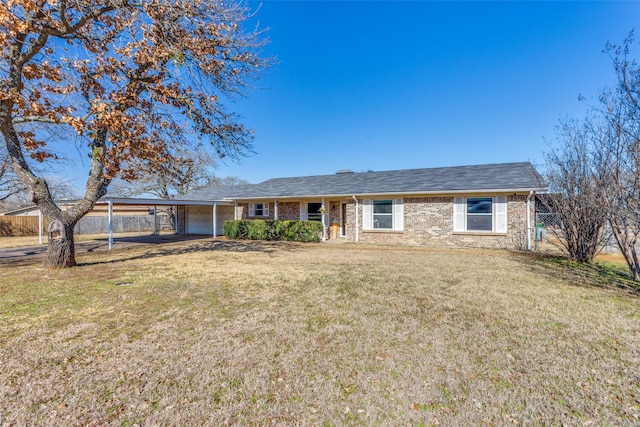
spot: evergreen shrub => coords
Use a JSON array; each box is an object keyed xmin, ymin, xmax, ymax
[{"xmin": 223, "ymin": 220, "xmax": 323, "ymax": 242}]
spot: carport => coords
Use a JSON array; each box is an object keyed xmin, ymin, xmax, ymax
[{"xmin": 36, "ymin": 197, "xmax": 234, "ymax": 250}]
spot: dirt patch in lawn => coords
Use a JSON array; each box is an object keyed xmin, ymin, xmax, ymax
[
  {"xmin": 1, "ymin": 241, "xmax": 639, "ymax": 426},
  {"xmin": 596, "ymin": 252, "xmax": 628, "ymax": 264}
]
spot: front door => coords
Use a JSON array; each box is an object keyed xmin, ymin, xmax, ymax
[{"xmin": 340, "ymin": 202, "xmax": 347, "ymax": 237}]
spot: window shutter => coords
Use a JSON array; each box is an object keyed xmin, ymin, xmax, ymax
[
  {"xmin": 495, "ymin": 196, "xmax": 507, "ymax": 233},
  {"xmin": 299, "ymin": 202, "xmax": 308, "ymax": 220},
  {"xmin": 453, "ymin": 197, "xmax": 464, "ymax": 232},
  {"xmin": 249, "ymin": 204, "xmax": 255, "ymax": 217},
  {"xmin": 363, "ymin": 199, "xmax": 372, "ymax": 230},
  {"xmin": 394, "ymin": 198, "xmax": 404, "ymax": 230},
  {"xmin": 263, "ymin": 203, "xmax": 269, "ymax": 217}
]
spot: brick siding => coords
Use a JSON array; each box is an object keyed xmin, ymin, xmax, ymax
[
  {"xmin": 232, "ymin": 195, "xmax": 533, "ymax": 250},
  {"xmin": 276, "ymin": 202, "xmax": 300, "ymax": 220},
  {"xmin": 352, "ymin": 195, "xmax": 531, "ymax": 250},
  {"xmin": 236, "ymin": 202, "xmax": 301, "ymax": 220}
]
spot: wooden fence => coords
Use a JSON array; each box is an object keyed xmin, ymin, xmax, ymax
[{"xmin": 0, "ymin": 216, "xmax": 47, "ymax": 237}]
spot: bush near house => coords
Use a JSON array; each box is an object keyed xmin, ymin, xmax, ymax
[{"xmin": 223, "ymin": 220, "xmax": 323, "ymax": 242}]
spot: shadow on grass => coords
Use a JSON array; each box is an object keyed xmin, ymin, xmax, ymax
[
  {"xmin": 0, "ymin": 257, "xmax": 41, "ymax": 267},
  {"xmin": 77, "ymin": 238, "xmax": 303, "ymax": 267},
  {"xmin": 512, "ymin": 251, "xmax": 640, "ymax": 296}
]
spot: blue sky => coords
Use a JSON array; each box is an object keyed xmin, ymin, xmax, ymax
[
  {"xmin": 206, "ymin": 0, "xmax": 640, "ymax": 184},
  {"xmin": 45, "ymin": 0, "xmax": 639, "ymax": 190}
]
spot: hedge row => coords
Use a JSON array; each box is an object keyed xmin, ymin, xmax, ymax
[{"xmin": 223, "ymin": 220, "xmax": 324, "ymax": 242}]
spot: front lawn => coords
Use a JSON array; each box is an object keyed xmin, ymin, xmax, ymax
[{"xmin": 1, "ymin": 241, "xmax": 638, "ymax": 425}]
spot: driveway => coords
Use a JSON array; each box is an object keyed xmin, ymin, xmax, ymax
[{"xmin": 0, "ymin": 234, "xmax": 213, "ymax": 261}]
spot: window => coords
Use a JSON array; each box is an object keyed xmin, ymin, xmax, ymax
[
  {"xmin": 373, "ymin": 200, "xmax": 393, "ymax": 229},
  {"xmin": 466, "ymin": 197, "xmax": 492, "ymax": 231},
  {"xmin": 363, "ymin": 199, "xmax": 403, "ymax": 231},
  {"xmin": 454, "ymin": 197, "xmax": 507, "ymax": 233},
  {"xmin": 249, "ymin": 203, "xmax": 269, "ymax": 217},
  {"xmin": 307, "ymin": 202, "xmax": 323, "ymax": 222}
]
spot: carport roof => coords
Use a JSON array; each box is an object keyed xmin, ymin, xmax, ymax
[
  {"xmin": 0, "ymin": 198, "xmax": 231, "ymax": 215},
  {"xmin": 178, "ymin": 162, "xmax": 547, "ymax": 201}
]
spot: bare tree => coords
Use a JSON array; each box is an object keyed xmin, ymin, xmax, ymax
[
  {"xmin": 543, "ymin": 117, "xmax": 608, "ymax": 263},
  {"xmin": 1, "ymin": 138, "xmax": 76, "ymax": 211},
  {"xmin": 598, "ymin": 34, "xmax": 640, "ymax": 280},
  {"xmin": 0, "ymin": 140, "xmax": 26, "ymax": 206},
  {"xmin": 545, "ymin": 32, "xmax": 640, "ymax": 279},
  {"xmin": 0, "ymin": 0, "xmax": 269, "ymax": 267},
  {"xmin": 108, "ymin": 148, "xmax": 249, "ymax": 226},
  {"xmin": 106, "ymin": 149, "xmax": 250, "ymax": 201},
  {"xmin": 108, "ymin": 149, "xmax": 218, "ymax": 199},
  {"xmin": 204, "ymin": 175, "xmax": 250, "ymax": 188}
]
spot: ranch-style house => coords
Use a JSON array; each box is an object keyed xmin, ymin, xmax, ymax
[{"xmin": 175, "ymin": 161, "xmax": 547, "ymax": 250}]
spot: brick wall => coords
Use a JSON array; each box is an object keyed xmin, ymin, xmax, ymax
[
  {"xmin": 277, "ymin": 202, "xmax": 300, "ymax": 220},
  {"xmin": 354, "ymin": 195, "xmax": 531, "ymax": 250},
  {"xmin": 237, "ymin": 202, "xmax": 274, "ymax": 220},
  {"xmin": 236, "ymin": 202, "xmax": 301, "ymax": 220},
  {"xmin": 328, "ymin": 201, "xmax": 341, "ymax": 225},
  {"xmin": 176, "ymin": 205, "xmax": 185, "ymax": 234},
  {"xmin": 231, "ymin": 195, "xmax": 533, "ymax": 250}
]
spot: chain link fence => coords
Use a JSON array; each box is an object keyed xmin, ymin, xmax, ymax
[
  {"xmin": 534, "ymin": 212, "xmax": 619, "ymax": 253},
  {"xmin": 74, "ymin": 214, "xmax": 174, "ymax": 235},
  {"xmin": 535, "ymin": 213, "xmax": 561, "ymax": 229}
]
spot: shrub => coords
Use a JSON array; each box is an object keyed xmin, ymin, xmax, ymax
[
  {"xmin": 223, "ymin": 220, "xmax": 323, "ymax": 242},
  {"xmin": 223, "ymin": 220, "xmax": 248, "ymax": 239},
  {"xmin": 246, "ymin": 220, "xmax": 268, "ymax": 240},
  {"xmin": 283, "ymin": 220, "xmax": 323, "ymax": 242},
  {"xmin": 266, "ymin": 220, "xmax": 284, "ymax": 241}
]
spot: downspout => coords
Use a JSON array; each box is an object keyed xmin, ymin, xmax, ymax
[
  {"xmin": 526, "ymin": 191, "xmax": 533, "ymax": 251},
  {"xmin": 352, "ymin": 195, "xmax": 359, "ymax": 242}
]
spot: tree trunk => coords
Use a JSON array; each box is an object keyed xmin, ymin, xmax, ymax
[
  {"xmin": 618, "ymin": 242, "xmax": 640, "ymax": 281},
  {"xmin": 45, "ymin": 220, "xmax": 76, "ymax": 268},
  {"xmin": 608, "ymin": 220, "xmax": 640, "ymax": 281}
]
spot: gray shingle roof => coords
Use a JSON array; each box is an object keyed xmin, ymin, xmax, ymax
[{"xmin": 178, "ymin": 162, "xmax": 546, "ymax": 201}]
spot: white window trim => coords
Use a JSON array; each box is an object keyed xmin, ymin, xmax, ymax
[
  {"xmin": 362, "ymin": 198, "xmax": 404, "ymax": 231},
  {"xmin": 248, "ymin": 203, "xmax": 269, "ymax": 217},
  {"xmin": 453, "ymin": 196, "xmax": 507, "ymax": 233}
]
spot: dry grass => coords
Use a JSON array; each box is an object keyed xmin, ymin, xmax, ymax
[{"xmin": 1, "ymin": 240, "xmax": 639, "ymax": 426}]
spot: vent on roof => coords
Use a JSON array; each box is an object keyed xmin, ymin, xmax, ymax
[{"xmin": 335, "ymin": 169, "xmax": 354, "ymax": 174}]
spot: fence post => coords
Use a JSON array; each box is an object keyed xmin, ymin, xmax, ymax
[
  {"xmin": 213, "ymin": 203, "xmax": 217, "ymax": 239},
  {"xmin": 38, "ymin": 209, "xmax": 43, "ymax": 245},
  {"xmin": 108, "ymin": 200, "xmax": 114, "ymax": 250},
  {"xmin": 153, "ymin": 206, "xmax": 157, "ymax": 236}
]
